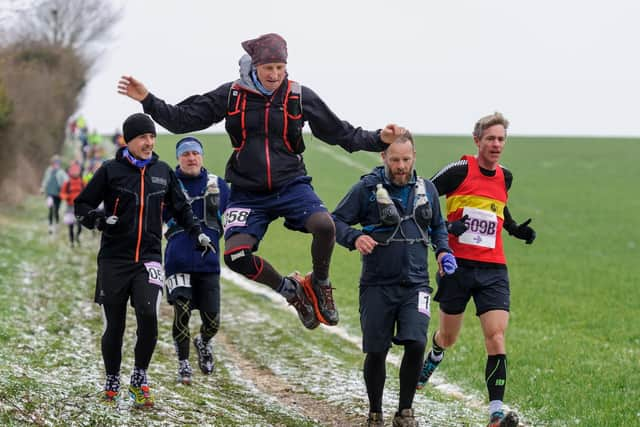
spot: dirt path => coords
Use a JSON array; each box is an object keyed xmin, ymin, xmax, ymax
[{"xmin": 216, "ymin": 332, "xmax": 365, "ymax": 427}]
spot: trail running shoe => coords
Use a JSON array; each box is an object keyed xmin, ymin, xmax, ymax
[
  {"xmin": 102, "ymin": 374, "xmax": 120, "ymax": 406},
  {"xmin": 392, "ymin": 408, "xmax": 418, "ymax": 427},
  {"xmin": 367, "ymin": 412, "xmax": 384, "ymax": 426},
  {"xmin": 488, "ymin": 410, "xmax": 519, "ymax": 427},
  {"xmin": 416, "ymin": 351, "xmax": 442, "ymax": 389},
  {"xmin": 128, "ymin": 384, "xmax": 154, "ymax": 408},
  {"xmin": 177, "ymin": 359, "xmax": 193, "ymax": 385},
  {"xmin": 301, "ymin": 272, "xmax": 339, "ymax": 326},
  {"xmin": 193, "ymin": 335, "xmax": 214, "ymax": 374},
  {"xmin": 101, "ymin": 390, "xmax": 119, "ymax": 406},
  {"xmin": 286, "ymin": 273, "xmax": 320, "ymax": 330}
]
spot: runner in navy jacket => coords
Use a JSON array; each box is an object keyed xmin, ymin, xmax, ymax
[
  {"xmin": 163, "ymin": 136, "xmax": 230, "ymax": 384},
  {"xmin": 332, "ymin": 132, "xmax": 455, "ymax": 426}
]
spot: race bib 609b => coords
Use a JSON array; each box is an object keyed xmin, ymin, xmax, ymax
[{"xmin": 458, "ymin": 207, "xmax": 498, "ymax": 249}]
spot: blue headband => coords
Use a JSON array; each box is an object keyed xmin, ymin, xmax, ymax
[{"xmin": 176, "ymin": 137, "xmax": 203, "ymax": 159}]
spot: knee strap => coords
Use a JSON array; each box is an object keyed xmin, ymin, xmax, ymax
[{"xmin": 224, "ymin": 246, "xmax": 264, "ymax": 280}]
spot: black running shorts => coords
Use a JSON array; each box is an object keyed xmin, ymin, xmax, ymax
[
  {"xmin": 434, "ymin": 264, "xmax": 510, "ymax": 316},
  {"xmin": 359, "ymin": 284, "xmax": 432, "ymax": 353},
  {"xmin": 165, "ymin": 272, "xmax": 220, "ymax": 312},
  {"xmin": 95, "ymin": 259, "xmax": 163, "ymax": 308}
]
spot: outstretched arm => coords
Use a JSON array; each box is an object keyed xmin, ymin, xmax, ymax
[
  {"xmin": 303, "ymin": 86, "xmax": 404, "ymax": 152},
  {"xmin": 117, "ymin": 75, "xmax": 149, "ymax": 102},
  {"xmin": 117, "ymin": 74, "xmax": 229, "ymax": 134}
]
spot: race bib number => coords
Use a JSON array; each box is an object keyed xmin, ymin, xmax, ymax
[
  {"xmin": 223, "ymin": 208, "xmax": 251, "ymax": 232},
  {"xmin": 418, "ymin": 291, "xmax": 431, "ymax": 317},
  {"xmin": 144, "ymin": 261, "xmax": 164, "ymax": 287},
  {"xmin": 165, "ymin": 273, "xmax": 191, "ymax": 293},
  {"xmin": 458, "ymin": 207, "xmax": 498, "ymax": 249}
]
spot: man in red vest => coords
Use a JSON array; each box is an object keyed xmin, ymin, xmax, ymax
[{"xmin": 416, "ymin": 112, "xmax": 535, "ymax": 427}]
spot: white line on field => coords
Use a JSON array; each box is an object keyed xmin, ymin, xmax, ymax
[
  {"xmin": 311, "ymin": 144, "xmax": 371, "ymax": 172},
  {"xmin": 220, "ymin": 267, "xmax": 487, "ymax": 411}
]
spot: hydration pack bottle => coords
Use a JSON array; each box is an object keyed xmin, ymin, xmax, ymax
[
  {"xmin": 414, "ymin": 177, "xmax": 432, "ymax": 229},
  {"xmin": 376, "ymin": 183, "xmax": 401, "ymax": 226},
  {"xmin": 203, "ymin": 174, "xmax": 220, "ymax": 230}
]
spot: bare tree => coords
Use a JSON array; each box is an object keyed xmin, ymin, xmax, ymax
[
  {"xmin": 9, "ymin": 0, "xmax": 123, "ymax": 64},
  {"xmin": 0, "ymin": 0, "xmax": 123, "ymax": 204}
]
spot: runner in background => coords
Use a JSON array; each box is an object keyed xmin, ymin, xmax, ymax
[
  {"xmin": 163, "ymin": 136, "xmax": 229, "ymax": 385},
  {"xmin": 59, "ymin": 160, "xmax": 85, "ymax": 247},
  {"xmin": 41, "ymin": 154, "xmax": 68, "ymax": 235}
]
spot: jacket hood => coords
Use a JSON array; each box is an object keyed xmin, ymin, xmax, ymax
[
  {"xmin": 235, "ymin": 54, "xmax": 288, "ymax": 94},
  {"xmin": 237, "ymin": 54, "xmax": 260, "ymax": 92}
]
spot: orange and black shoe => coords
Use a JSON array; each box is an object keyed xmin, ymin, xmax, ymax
[
  {"xmin": 287, "ymin": 273, "xmax": 320, "ymax": 330},
  {"xmin": 298, "ymin": 272, "xmax": 339, "ymax": 326},
  {"xmin": 488, "ymin": 410, "xmax": 519, "ymax": 427}
]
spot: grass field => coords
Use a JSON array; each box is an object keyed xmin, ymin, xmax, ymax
[
  {"xmin": 154, "ymin": 132, "xmax": 640, "ymax": 426},
  {"xmin": 1, "ymin": 133, "xmax": 639, "ymax": 426}
]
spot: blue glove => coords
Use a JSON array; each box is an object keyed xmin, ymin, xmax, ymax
[{"xmin": 441, "ymin": 253, "xmax": 457, "ymax": 275}]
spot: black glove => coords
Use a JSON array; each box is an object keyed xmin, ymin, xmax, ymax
[
  {"xmin": 507, "ymin": 218, "xmax": 536, "ymax": 244},
  {"xmin": 82, "ymin": 209, "xmax": 105, "ymax": 230},
  {"xmin": 447, "ymin": 214, "xmax": 469, "ymax": 237}
]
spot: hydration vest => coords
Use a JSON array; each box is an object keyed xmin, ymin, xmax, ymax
[
  {"xmin": 165, "ymin": 173, "xmax": 221, "ymax": 239},
  {"xmin": 369, "ymin": 177, "xmax": 433, "ymax": 247},
  {"xmin": 225, "ymin": 80, "xmax": 305, "ymax": 154}
]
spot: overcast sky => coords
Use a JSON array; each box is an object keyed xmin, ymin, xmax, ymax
[{"xmin": 78, "ymin": 0, "xmax": 640, "ymax": 137}]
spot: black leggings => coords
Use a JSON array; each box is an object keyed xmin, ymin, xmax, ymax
[
  {"xmin": 364, "ymin": 340, "xmax": 425, "ymax": 413},
  {"xmin": 172, "ymin": 297, "xmax": 219, "ymax": 360},
  {"xmin": 68, "ymin": 223, "xmax": 82, "ymax": 243},
  {"xmin": 101, "ymin": 300, "xmax": 158, "ymax": 375},
  {"xmin": 48, "ymin": 196, "xmax": 61, "ymax": 225},
  {"xmin": 224, "ymin": 211, "xmax": 335, "ymax": 289}
]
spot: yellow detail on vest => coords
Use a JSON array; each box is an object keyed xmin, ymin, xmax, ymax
[{"xmin": 446, "ymin": 195, "xmax": 505, "ymax": 218}]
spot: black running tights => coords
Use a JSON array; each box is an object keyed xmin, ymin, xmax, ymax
[
  {"xmin": 364, "ymin": 340, "xmax": 425, "ymax": 413},
  {"xmin": 101, "ymin": 301, "xmax": 158, "ymax": 375}
]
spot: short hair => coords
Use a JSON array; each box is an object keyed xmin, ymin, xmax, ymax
[
  {"xmin": 473, "ymin": 112, "xmax": 509, "ymax": 139},
  {"xmin": 385, "ymin": 130, "xmax": 414, "ymax": 150}
]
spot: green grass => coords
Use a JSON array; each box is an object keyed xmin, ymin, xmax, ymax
[
  {"xmin": 1, "ymin": 134, "xmax": 638, "ymax": 426},
  {"xmin": 154, "ymin": 133, "xmax": 640, "ymax": 426}
]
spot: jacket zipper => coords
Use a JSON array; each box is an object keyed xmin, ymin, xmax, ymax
[
  {"xmin": 264, "ymin": 100, "xmax": 272, "ymax": 190},
  {"xmin": 134, "ymin": 167, "xmax": 146, "ymax": 262},
  {"xmin": 112, "ymin": 197, "xmax": 120, "ymax": 216}
]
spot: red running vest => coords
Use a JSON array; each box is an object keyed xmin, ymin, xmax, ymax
[{"xmin": 445, "ymin": 155, "xmax": 508, "ymax": 264}]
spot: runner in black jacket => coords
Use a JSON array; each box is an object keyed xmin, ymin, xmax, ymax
[
  {"xmin": 118, "ymin": 33, "xmax": 405, "ymax": 331},
  {"xmin": 74, "ymin": 113, "xmax": 210, "ymax": 407}
]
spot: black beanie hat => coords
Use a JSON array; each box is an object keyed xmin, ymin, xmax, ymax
[{"xmin": 123, "ymin": 113, "xmax": 156, "ymax": 143}]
